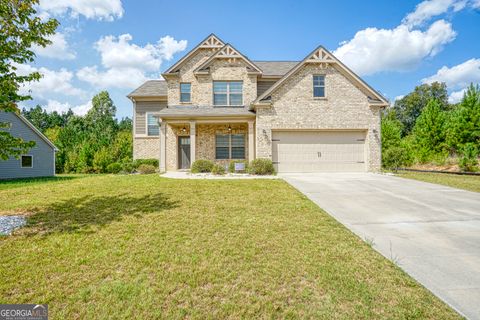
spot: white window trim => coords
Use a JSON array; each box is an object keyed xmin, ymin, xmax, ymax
[
  {"xmin": 213, "ymin": 81, "xmax": 243, "ymax": 107},
  {"xmin": 313, "ymin": 74, "xmax": 327, "ymax": 99},
  {"xmin": 180, "ymin": 82, "xmax": 192, "ymax": 103},
  {"xmin": 215, "ymin": 133, "xmax": 246, "ymax": 160},
  {"xmin": 145, "ymin": 112, "xmax": 160, "ymax": 137},
  {"xmin": 21, "ymin": 155, "xmax": 33, "ymax": 168}
]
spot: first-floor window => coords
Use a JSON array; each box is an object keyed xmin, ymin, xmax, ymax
[
  {"xmin": 21, "ymin": 155, "xmax": 33, "ymax": 168},
  {"xmin": 147, "ymin": 113, "xmax": 159, "ymax": 136},
  {"xmin": 215, "ymin": 134, "xmax": 245, "ymax": 159}
]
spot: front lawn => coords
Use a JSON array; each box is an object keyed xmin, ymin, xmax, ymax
[
  {"xmin": 398, "ymin": 171, "xmax": 480, "ymax": 193},
  {"xmin": 0, "ymin": 174, "xmax": 459, "ymax": 319}
]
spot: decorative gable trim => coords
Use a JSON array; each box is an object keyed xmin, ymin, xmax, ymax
[
  {"xmin": 163, "ymin": 33, "xmax": 225, "ymax": 74},
  {"xmin": 252, "ymin": 45, "xmax": 388, "ymax": 108},
  {"xmin": 200, "ymin": 34, "xmax": 224, "ymax": 48},
  {"xmin": 306, "ymin": 47, "xmax": 335, "ymax": 63},
  {"xmin": 194, "ymin": 44, "xmax": 263, "ymax": 75}
]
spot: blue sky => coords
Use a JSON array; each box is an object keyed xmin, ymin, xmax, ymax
[{"xmin": 22, "ymin": 0, "xmax": 480, "ymax": 118}]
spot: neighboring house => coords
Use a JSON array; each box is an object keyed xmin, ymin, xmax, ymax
[
  {"xmin": 0, "ymin": 111, "xmax": 57, "ymax": 179},
  {"xmin": 128, "ymin": 34, "xmax": 388, "ymax": 173}
]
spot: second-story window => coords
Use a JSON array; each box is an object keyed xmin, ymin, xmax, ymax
[
  {"xmin": 313, "ymin": 75, "xmax": 325, "ymax": 98},
  {"xmin": 213, "ymin": 81, "xmax": 243, "ymax": 106},
  {"xmin": 180, "ymin": 83, "xmax": 191, "ymax": 103}
]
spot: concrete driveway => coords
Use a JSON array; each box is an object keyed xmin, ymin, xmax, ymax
[{"xmin": 282, "ymin": 173, "xmax": 480, "ymax": 320}]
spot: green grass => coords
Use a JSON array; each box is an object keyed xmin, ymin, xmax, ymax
[
  {"xmin": 0, "ymin": 174, "xmax": 460, "ymax": 319},
  {"xmin": 398, "ymin": 171, "xmax": 480, "ymax": 193}
]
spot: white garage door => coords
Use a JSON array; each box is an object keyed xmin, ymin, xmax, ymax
[{"xmin": 272, "ymin": 131, "xmax": 366, "ymax": 172}]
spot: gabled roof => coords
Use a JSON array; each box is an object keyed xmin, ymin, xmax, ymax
[
  {"xmin": 127, "ymin": 80, "xmax": 167, "ymax": 98},
  {"xmin": 252, "ymin": 45, "xmax": 388, "ymax": 107},
  {"xmin": 163, "ymin": 34, "xmax": 225, "ymax": 74},
  {"xmin": 253, "ymin": 61, "xmax": 299, "ymax": 77},
  {"xmin": 3, "ymin": 111, "xmax": 58, "ymax": 151},
  {"xmin": 194, "ymin": 44, "xmax": 262, "ymax": 75}
]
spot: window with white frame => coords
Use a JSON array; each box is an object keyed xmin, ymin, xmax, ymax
[
  {"xmin": 215, "ymin": 134, "xmax": 245, "ymax": 159},
  {"xmin": 313, "ymin": 75, "xmax": 325, "ymax": 97},
  {"xmin": 180, "ymin": 83, "xmax": 191, "ymax": 103},
  {"xmin": 21, "ymin": 155, "xmax": 33, "ymax": 168},
  {"xmin": 146, "ymin": 113, "xmax": 159, "ymax": 136},
  {"xmin": 213, "ymin": 81, "xmax": 243, "ymax": 106}
]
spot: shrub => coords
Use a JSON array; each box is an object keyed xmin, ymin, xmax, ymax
[
  {"xmin": 248, "ymin": 158, "xmax": 275, "ymax": 175},
  {"xmin": 93, "ymin": 147, "xmax": 113, "ymax": 173},
  {"xmin": 106, "ymin": 162, "xmax": 122, "ymax": 174},
  {"xmin": 191, "ymin": 159, "xmax": 214, "ymax": 173},
  {"xmin": 459, "ymin": 143, "xmax": 479, "ymax": 172},
  {"xmin": 211, "ymin": 164, "xmax": 226, "ymax": 175},
  {"xmin": 382, "ymin": 146, "xmax": 411, "ymax": 171},
  {"xmin": 121, "ymin": 159, "xmax": 135, "ymax": 173},
  {"xmin": 228, "ymin": 160, "xmax": 248, "ymax": 173},
  {"xmin": 133, "ymin": 158, "xmax": 159, "ymax": 168},
  {"xmin": 137, "ymin": 164, "xmax": 156, "ymax": 174}
]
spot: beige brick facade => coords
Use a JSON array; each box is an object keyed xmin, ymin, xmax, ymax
[
  {"xmin": 133, "ymin": 137, "xmax": 159, "ymax": 160},
  {"xmin": 166, "ymin": 48, "xmax": 257, "ymax": 107},
  {"xmin": 255, "ymin": 64, "xmax": 382, "ymax": 171},
  {"xmin": 131, "ymin": 35, "xmax": 385, "ymax": 172}
]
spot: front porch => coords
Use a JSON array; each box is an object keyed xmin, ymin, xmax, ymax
[{"xmin": 157, "ymin": 118, "xmax": 255, "ymax": 172}]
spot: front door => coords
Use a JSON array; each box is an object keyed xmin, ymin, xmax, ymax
[{"xmin": 178, "ymin": 136, "xmax": 191, "ymax": 169}]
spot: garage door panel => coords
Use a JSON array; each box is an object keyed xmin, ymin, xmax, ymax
[{"xmin": 272, "ymin": 131, "xmax": 366, "ymax": 172}]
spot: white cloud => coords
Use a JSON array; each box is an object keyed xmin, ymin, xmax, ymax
[
  {"xmin": 448, "ymin": 89, "xmax": 466, "ymax": 103},
  {"xmin": 334, "ymin": 20, "xmax": 456, "ymax": 76},
  {"xmin": 158, "ymin": 36, "xmax": 188, "ymax": 61},
  {"xmin": 402, "ymin": 0, "xmax": 480, "ymax": 27},
  {"xmin": 78, "ymin": 34, "xmax": 187, "ymax": 89},
  {"xmin": 15, "ymin": 64, "xmax": 85, "ymax": 99},
  {"xmin": 44, "ymin": 99, "xmax": 92, "ymax": 115},
  {"xmin": 95, "ymin": 34, "xmax": 160, "ymax": 71},
  {"xmin": 422, "ymin": 58, "xmax": 480, "ymax": 103},
  {"xmin": 77, "ymin": 66, "xmax": 147, "ymax": 89},
  {"xmin": 38, "ymin": 0, "xmax": 123, "ymax": 21},
  {"xmin": 332, "ymin": 0, "xmax": 480, "ymax": 76},
  {"xmin": 422, "ymin": 58, "xmax": 480, "ymax": 88},
  {"xmin": 403, "ymin": 0, "xmax": 458, "ymax": 27},
  {"xmin": 32, "ymin": 32, "xmax": 76, "ymax": 60}
]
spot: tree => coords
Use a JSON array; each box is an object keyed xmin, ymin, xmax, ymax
[
  {"xmin": 381, "ymin": 112, "xmax": 403, "ymax": 150},
  {"xmin": 86, "ymin": 91, "xmax": 118, "ymax": 149},
  {"xmin": 446, "ymin": 84, "xmax": 480, "ymax": 151},
  {"xmin": 0, "ymin": 0, "xmax": 58, "ymax": 158},
  {"xmin": 393, "ymin": 82, "xmax": 449, "ymax": 135},
  {"xmin": 412, "ymin": 99, "xmax": 447, "ymax": 162}
]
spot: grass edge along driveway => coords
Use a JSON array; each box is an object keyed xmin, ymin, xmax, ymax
[
  {"xmin": 0, "ymin": 174, "xmax": 461, "ymax": 319},
  {"xmin": 397, "ymin": 171, "xmax": 480, "ymax": 193}
]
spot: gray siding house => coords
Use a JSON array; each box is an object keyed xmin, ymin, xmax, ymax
[{"xmin": 0, "ymin": 111, "xmax": 57, "ymax": 179}]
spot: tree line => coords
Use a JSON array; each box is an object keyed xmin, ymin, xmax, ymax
[
  {"xmin": 382, "ymin": 82, "xmax": 480, "ymax": 171},
  {"xmin": 23, "ymin": 91, "xmax": 134, "ymax": 173}
]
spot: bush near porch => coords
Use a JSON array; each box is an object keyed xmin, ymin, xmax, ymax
[{"xmin": 191, "ymin": 159, "xmax": 275, "ymax": 175}]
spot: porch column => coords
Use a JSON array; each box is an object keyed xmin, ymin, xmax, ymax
[
  {"xmin": 190, "ymin": 121, "xmax": 196, "ymax": 164},
  {"xmin": 248, "ymin": 120, "xmax": 255, "ymax": 162},
  {"xmin": 159, "ymin": 119, "xmax": 166, "ymax": 172}
]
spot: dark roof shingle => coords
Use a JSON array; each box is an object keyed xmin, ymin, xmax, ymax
[
  {"xmin": 127, "ymin": 80, "xmax": 167, "ymax": 97},
  {"xmin": 253, "ymin": 61, "xmax": 298, "ymax": 76}
]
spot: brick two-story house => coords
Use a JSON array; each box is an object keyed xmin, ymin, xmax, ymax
[{"xmin": 128, "ymin": 34, "xmax": 388, "ymax": 173}]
